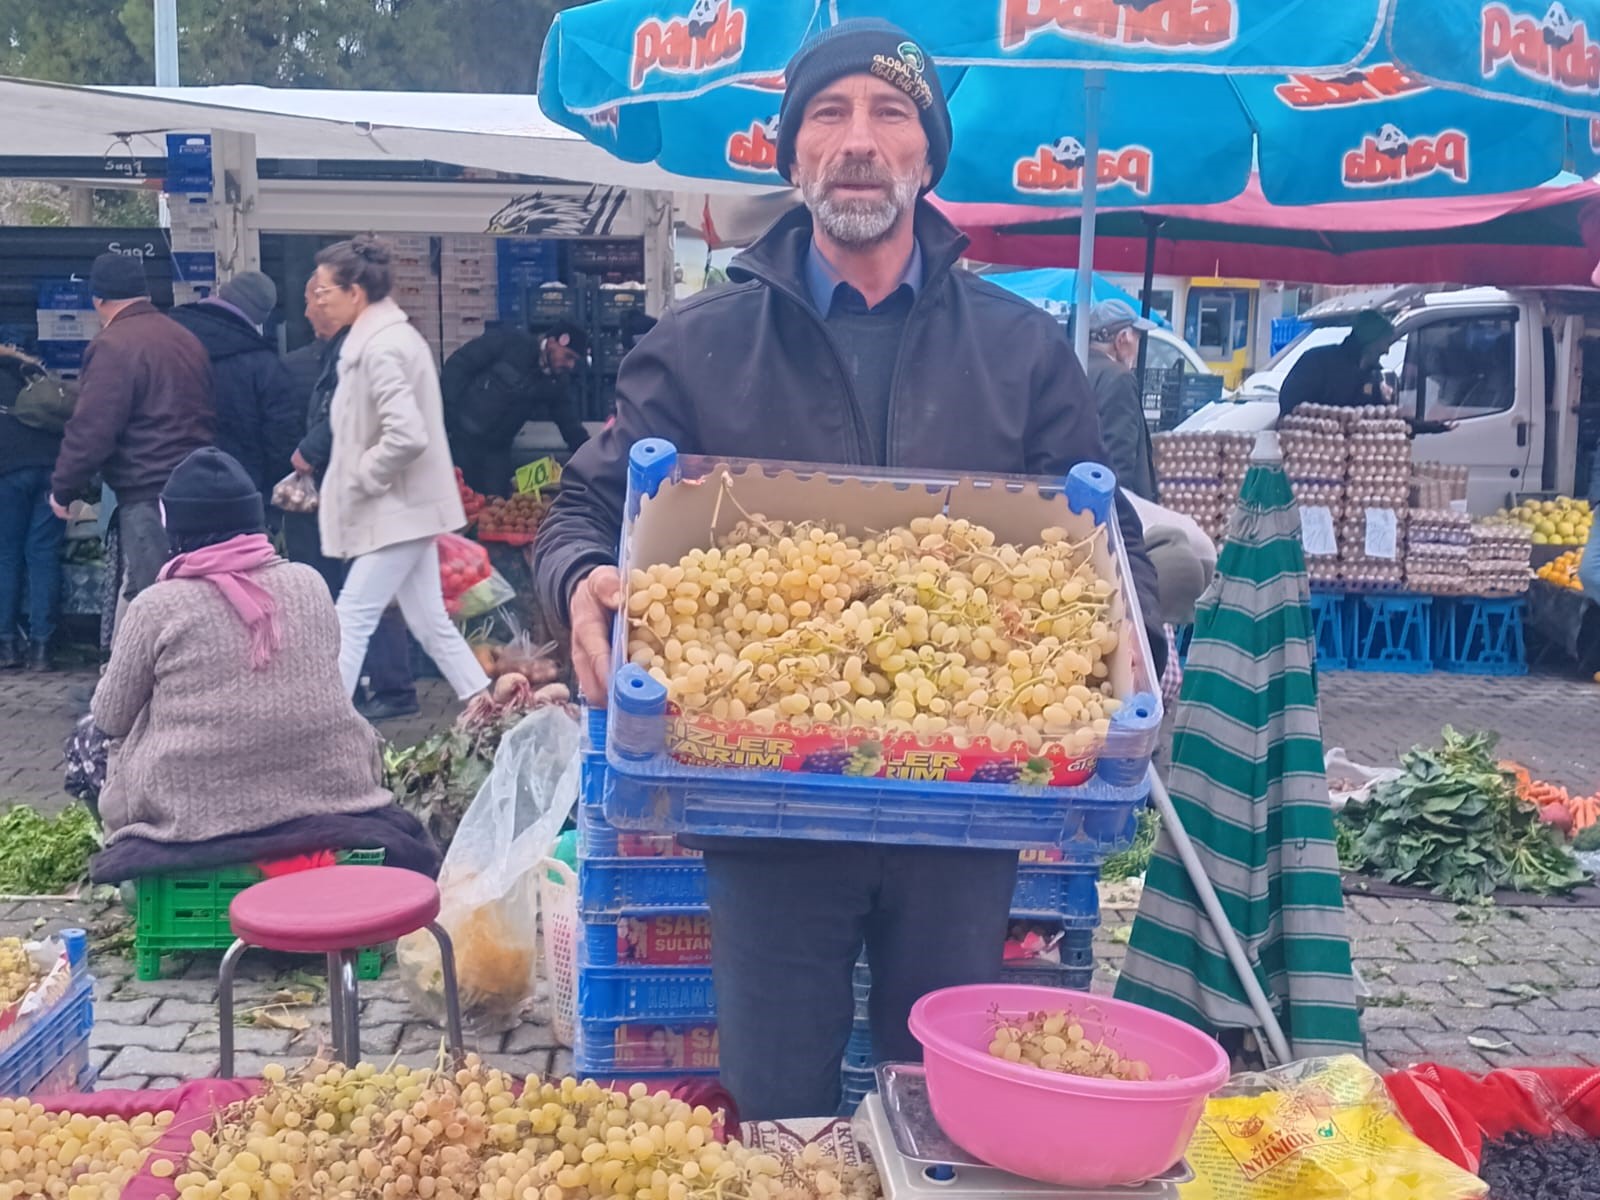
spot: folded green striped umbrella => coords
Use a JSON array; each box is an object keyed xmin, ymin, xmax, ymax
[{"xmin": 1114, "ymin": 464, "xmax": 1362, "ymax": 1060}]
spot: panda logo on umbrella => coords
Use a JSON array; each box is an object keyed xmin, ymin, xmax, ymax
[
  {"xmin": 687, "ymin": 0, "xmax": 719, "ymax": 38},
  {"xmin": 1050, "ymin": 137, "xmax": 1088, "ymax": 170},
  {"xmin": 1374, "ymin": 123, "xmax": 1409, "ymax": 159},
  {"xmin": 1543, "ymin": 1, "xmax": 1577, "ymax": 47}
]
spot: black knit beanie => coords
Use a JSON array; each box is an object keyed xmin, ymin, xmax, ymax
[
  {"xmin": 776, "ymin": 19, "xmax": 951, "ymax": 190},
  {"xmin": 160, "ymin": 448, "xmax": 266, "ymax": 537},
  {"xmin": 89, "ymin": 252, "xmax": 149, "ymax": 301}
]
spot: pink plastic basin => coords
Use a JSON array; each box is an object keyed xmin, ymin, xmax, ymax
[{"xmin": 908, "ymin": 984, "xmax": 1229, "ymax": 1188}]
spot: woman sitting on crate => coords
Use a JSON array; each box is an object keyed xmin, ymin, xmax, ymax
[{"xmin": 85, "ymin": 447, "xmax": 441, "ymax": 884}]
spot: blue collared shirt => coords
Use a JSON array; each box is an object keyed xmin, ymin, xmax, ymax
[{"xmin": 805, "ymin": 238, "xmax": 923, "ymax": 316}]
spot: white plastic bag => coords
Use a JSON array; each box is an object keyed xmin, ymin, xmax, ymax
[
  {"xmin": 398, "ymin": 707, "xmax": 581, "ymax": 1035},
  {"xmin": 270, "ymin": 471, "xmax": 319, "ymax": 513},
  {"xmin": 1324, "ymin": 747, "xmax": 1403, "ymax": 812}
]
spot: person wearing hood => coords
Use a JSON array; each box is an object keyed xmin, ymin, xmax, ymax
[
  {"xmin": 531, "ymin": 18, "xmax": 1163, "ymax": 1120},
  {"xmin": 168, "ymin": 271, "xmax": 302, "ymax": 494}
]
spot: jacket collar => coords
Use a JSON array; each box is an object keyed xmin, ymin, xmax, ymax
[
  {"xmin": 104, "ymin": 297, "xmax": 158, "ymax": 326},
  {"xmin": 729, "ymin": 199, "xmax": 969, "ymax": 303},
  {"xmin": 339, "ymin": 297, "xmax": 410, "ymax": 359}
]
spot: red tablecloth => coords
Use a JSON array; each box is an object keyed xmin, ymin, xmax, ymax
[{"xmin": 1386, "ymin": 1063, "xmax": 1600, "ymax": 1172}]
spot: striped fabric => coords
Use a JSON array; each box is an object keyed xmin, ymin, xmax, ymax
[{"xmin": 1114, "ymin": 465, "xmax": 1363, "ymax": 1059}]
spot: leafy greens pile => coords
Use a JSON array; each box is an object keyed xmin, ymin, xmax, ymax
[
  {"xmin": 1349, "ymin": 727, "xmax": 1586, "ymax": 902},
  {"xmin": 0, "ymin": 803, "xmax": 100, "ymax": 895}
]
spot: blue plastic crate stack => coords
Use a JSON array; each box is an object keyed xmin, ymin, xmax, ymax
[
  {"xmin": 576, "ymin": 444, "xmax": 1161, "ymax": 1092},
  {"xmin": 0, "ymin": 929, "xmax": 96, "ymax": 1099}
]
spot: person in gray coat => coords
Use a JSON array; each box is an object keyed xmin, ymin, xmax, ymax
[{"xmin": 1084, "ymin": 299, "xmax": 1159, "ymax": 502}]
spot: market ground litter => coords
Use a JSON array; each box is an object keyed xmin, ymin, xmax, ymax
[{"xmin": 3, "ymin": 665, "xmax": 1600, "ymax": 1085}]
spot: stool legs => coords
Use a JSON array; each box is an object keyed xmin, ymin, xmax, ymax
[
  {"xmin": 338, "ymin": 950, "xmax": 361, "ymax": 1066},
  {"xmin": 326, "ymin": 952, "xmax": 347, "ymax": 1064},
  {"xmin": 426, "ymin": 921, "xmax": 466, "ymax": 1062},
  {"xmin": 217, "ymin": 939, "xmax": 249, "ymax": 1079}
]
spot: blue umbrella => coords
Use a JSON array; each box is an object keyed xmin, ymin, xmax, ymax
[
  {"xmin": 1388, "ymin": 0, "xmax": 1600, "ymax": 118},
  {"xmin": 536, "ymin": 3, "xmax": 1589, "ymax": 359},
  {"xmin": 984, "ymin": 268, "xmax": 1170, "ymax": 327}
]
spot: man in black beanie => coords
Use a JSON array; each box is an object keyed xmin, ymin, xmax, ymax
[
  {"xmin": 51, "ymin": 252, "xmax": 215, "ymax": 617},
  {"xmin": 533, "ymin": 18, "xmax": 1164, "ymax": 1119}
]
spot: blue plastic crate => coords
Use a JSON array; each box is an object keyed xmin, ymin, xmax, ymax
[
  {"xmin": 580, "ymin": 858, "xmax": 707, "ymax": 918},
  {"xmin": 842, "ymin": 1024, "xmax": 875, "ymax": 1070},
  {"xmin": 1308, "ymin": 590, "xmax": 1350, "ymax": 671},
  {"xmin": 1057, "ymin": 929, "xmax": 1095, "ymax": 968},
  {"xmin": 1351, "ymin": 593, "xmax": 1433, "ymax": 674},
  {"xmin": 582, "ymin": 914, "xmax": 712, "ymax": 968},
  {"xmin": 578, "ymin": 802, "xmax": 693, "ymax": 861},
  {"xmin": 839, "ymin": 1065, "xmax": 877, "ymax": 1114},
  {"xmin": 25, "ymin": 1036, "xmax": 91, "ymax": 1099},
  {"xmin": 1432, "ymin": 596, "xmax": 1527, "ymax": 677},
  {"xmin": 578, "ymin": 965, "xmax": 715, "ymax": 1021},
  {"xmin": 1010, "ymin": 867, "xmax": 1102, "ymax": 925},
  {"xmin": 0, "ymin": 974, "xmax": 95, "ymax": 1098},
  {"xmin": 999, "ymin": 962, "xmax": 1095, "ymax": 991},
  {"xmin": 600, "ymin": 445, "xmax": 1164, "ymax": 851},
  {"xmin": 574, "ymin": 1017, "xmax": 719, "ymax": 1078}
]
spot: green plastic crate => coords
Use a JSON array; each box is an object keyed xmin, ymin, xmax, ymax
[{"xmin": 133, "ymin": 849, "xmax": 386, "ymax": 981}]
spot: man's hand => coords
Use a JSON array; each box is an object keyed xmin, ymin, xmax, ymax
[
  {"xmin": 49, "ymin": 496, "xmax": 70, "ymax": 521},
  {"xmin": 570, "ymin": 566, "xmax": 621, "ymax": 705},
  {"xmin": 291, "ymin": 449, "xmax": 314, "ymax": 475}
]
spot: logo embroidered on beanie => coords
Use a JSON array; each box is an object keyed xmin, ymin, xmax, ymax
[{"xmin": 870, "ymin": 40, "xmax": 934, "ymax": 110}]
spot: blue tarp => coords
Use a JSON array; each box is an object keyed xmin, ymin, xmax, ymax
[{"xmin": 985, "ymin": 270, "xmax": 1170, "ymax": 328}]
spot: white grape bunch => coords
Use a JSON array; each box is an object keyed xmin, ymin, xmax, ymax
[
  {"xmin": 0, "ymin": 1099, "xmax": 175, "ymax": 1200},
  {"xmin": 626, "ymin": 513, "xmax": 1123, "ymax": 757},
  {"xmin": 987, "ymin": 1009, "xmax": 1151, "ymax": 1082}
]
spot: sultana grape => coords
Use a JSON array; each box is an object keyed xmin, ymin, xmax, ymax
[{"xmin": 987, "ymin": 1008, "xmax": 1152, "ymax": 1082}]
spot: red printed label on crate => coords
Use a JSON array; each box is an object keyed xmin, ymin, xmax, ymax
[
  {"xmin": 667, "ymin": 712, "xmax": 1097, "ymax": 787},
  {"xmin": 1018, "ymin": 847, "xmax": 1067, "ymax": 864},
  {"xmin": 618, "ymin": 915, "xmax": 713, "ymax": 965},
  {"xmin": 613, "ymin": 1024, "xmax": 719, "ymax": 1071},
  {"xmin": 615, "ymin": 833, "xmax": 702, "ymax": 859}
]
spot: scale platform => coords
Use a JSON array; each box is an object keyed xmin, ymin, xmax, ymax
[{"xmin": 853, "ymin": 1064, "xmax": 1187, "ymax": 1200}]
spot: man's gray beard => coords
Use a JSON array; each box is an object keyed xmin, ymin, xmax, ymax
[{"xmin": 802, "ymin": 173, "xmax": 921, "ymax": 246}]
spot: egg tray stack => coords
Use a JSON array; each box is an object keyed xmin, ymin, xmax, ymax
[
  {"xmin": 1339, "ymin": 413, "xmax": 1412, "ymax": 592},
  {"xmin": 1277, "ymin": 407, "xmax": 1349, "ymax": 587},
  {"xmin": 1411, "ymin": 462, "xmax": 1470, "ymax": 512},
  {"xmin": 1468, "ymin": 522, "xmax": 1535, "ymax": 597},
  {"xmin": 1151, "ymin": 431, "xmax": 1254, "ymax": 544},
  {"xmin": 1404, "ymin": 510, "xmax": 1473, "ymax": 595},
  {"xmin": 576, "ymin": 710, "xmax": 1116, "ymax": 1092}
]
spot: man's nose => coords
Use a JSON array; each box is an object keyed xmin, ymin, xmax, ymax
[{"xmin": 838, "ymin": 106, "xmax": 880, "ymax": 157}]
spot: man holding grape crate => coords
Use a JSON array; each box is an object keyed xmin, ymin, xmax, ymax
[{"xmin": 533, "ymin": 18, "xmax": 1163, "ymax": 1119}]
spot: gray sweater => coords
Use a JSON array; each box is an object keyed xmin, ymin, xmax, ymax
[{"xmin": 93, "ymin": 560, "xmax": 391, "ymax": 845}]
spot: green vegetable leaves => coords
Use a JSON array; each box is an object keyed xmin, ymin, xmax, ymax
[
  {"xmin": 1350, "ymin": 728, "xmax": 1587, "ymax": 902},
  {"xmin": 0, "ymin": 803, "xmax": 100, "ymax": 895}
]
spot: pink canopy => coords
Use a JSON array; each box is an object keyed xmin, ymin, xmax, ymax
[{"xmin": 936, "ymin": 178, "xmax": 1600, "ymax": 287}]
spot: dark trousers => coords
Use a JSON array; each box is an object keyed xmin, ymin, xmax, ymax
[
  {"xmin": 704, "ymin": 843, "xmax": 1018, "ymax": 1120},
  {"xmin": 452, "ymin": 435, "xmax": 513, "ymax": 498},
  {"xmin": 118, "ymin": 498, "xmax": 168, "ymax": 601},
  {"xmin": 0, "ymin": 466, "xmax": 64, "ymax": 646},
  {"xmin": 282, "ymin": 511, "xmax": 417, "ymax": 706}
]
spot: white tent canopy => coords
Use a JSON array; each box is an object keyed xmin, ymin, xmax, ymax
[{"xmin": 0, "ymin": 76, "xmax": 774, "ymax": 196}]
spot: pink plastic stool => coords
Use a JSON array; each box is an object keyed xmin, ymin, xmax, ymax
[{"xmin": 218, "ymin": 865, "xmax": 464, "ymax": 1076}]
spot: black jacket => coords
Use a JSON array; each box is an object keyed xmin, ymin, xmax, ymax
[
  {"xmin": 0, "ymin": 358, "xmax": 62, "ymax": 475},
  {"xmin": 284, "ymin": 329, "xmax": 347, "ymax": 477},
  {"xmin": 532, "ymin": 202, "xmax": 1164, "ymax": 673},
  {"xmin": 441, "ymin": 327, "xmax": 589, "ymax": 451},
  {"xmin": 1085, "ymin": 347, "xmax": 1159, "ymax": 502},
  {"xmin": 168, "ymin": 302, "xmax": 301, "ymax": 492}
]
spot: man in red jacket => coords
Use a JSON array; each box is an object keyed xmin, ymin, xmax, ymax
[{"xmin": 50, "ymin": 253, "xmax": 214, "ymax": 606}]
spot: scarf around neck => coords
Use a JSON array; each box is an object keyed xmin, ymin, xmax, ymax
[{"xmin": 158, "ymin": 533, "xmax": 282, "ymax": 669}]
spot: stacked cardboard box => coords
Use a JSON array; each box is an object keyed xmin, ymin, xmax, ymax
[
  {"xmin": 387, "ymin": 234, "xmax": 442, "ymax": 366},
  {"xmin": 440, "ymin": 235, "xmax": 498, "ymax": 359}
]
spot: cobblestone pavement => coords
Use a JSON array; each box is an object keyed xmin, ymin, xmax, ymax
[{"xmin": 2, "ymin": 664, "xmax": 1599, "ymax": 1086}]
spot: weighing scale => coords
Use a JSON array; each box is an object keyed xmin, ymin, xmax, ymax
[{"xmin": 852, "ymin": 1065, "xmax": 1188, "ymax": 1200}]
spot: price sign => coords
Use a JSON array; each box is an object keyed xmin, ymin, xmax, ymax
[
  {"xmin": 514, "ymin": 456, "xmax": 562, "ymax": 496},
  {"xmin": 1300, "ymin": 506, "xmax": 1337, "ymax": 557},
  {"xmin": 1364, "ymin": 508, "xmax": 1398, "ymax": 560}
]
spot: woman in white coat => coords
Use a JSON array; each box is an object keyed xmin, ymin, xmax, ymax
[{"xmin": 312, "ymin": 235, "xmax": 489, "ymax": 701}]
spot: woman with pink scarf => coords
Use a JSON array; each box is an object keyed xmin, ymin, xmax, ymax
[{"xmin": 89, "ymin": 448, "xmax": 431, "ymax": 878}]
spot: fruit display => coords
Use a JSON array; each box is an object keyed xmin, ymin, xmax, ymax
[
  {"xmin": 171, "ymin": 1057, "xmax": 876, "ymax": 1200},
  {"xmin": 1487, "ymin": 495, "xmax": 1594, "ymax": 546},
  {"xmin": 986, "ymin": 1008, "xmax": 1151, "ymax": 1081},
  {"xmin": 439, "ymin": 534, "xmax": 493, "ymax": 618},
  {"xmin": 627, "ymin": 512, "xmax": 1126, "ymax": 768},
  {"xmin": 1151, "ymin": 431, "xmax": 1252, "ymax": 544},
  {"xmin": 478, "ymin": 492, "xmax": 548, "ymax": 543},
  {"xmin": 0, "ymin": 1100, "xmax": 175, "ymax": 1199},
  {"xmin": 0, "ymin": 937, "xmax": 34, "ymax": 1008},
  {"xmin": 455, "ymin": 468, "xmax": 489, "ymax": 523},
  {"xmin": 1537, "ymin": 548, "xmax": 1585, "ymax": 591}
]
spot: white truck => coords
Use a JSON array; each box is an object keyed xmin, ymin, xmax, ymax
[{"xmin": 1180, "ymin": 284, "xmax": 1600, "ymax": 515}]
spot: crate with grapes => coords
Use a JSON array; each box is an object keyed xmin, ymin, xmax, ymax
[{"xmin": 596, "ymin": 441, "xmax": 1162, "ymax": 851}]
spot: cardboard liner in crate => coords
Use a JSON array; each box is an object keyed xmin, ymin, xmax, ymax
[{"xmin": 606, "ymin": 445, "xmax": 1162, "ymax": 799}]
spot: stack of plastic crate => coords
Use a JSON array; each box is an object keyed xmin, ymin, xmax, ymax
[
  {"xmin": 575, "ymin": 711, "xmax": 718, "ymax": 1081},
  {"xmin": 0, "ymin": 929, "xmax": 96, "ymax": 1098}
]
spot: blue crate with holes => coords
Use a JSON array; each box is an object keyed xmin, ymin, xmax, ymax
[
  {"xmin": 1308, "ymin": 590, "xmax": 1350, "ymax": 670},
  {"xmin": 597, "ymin": 443, "xmax": 1164, "ymax": 851},
  {"xmin": 999, "ymin": 961, "xmax": 1096, "ymax": 991},
  {"xmin": 840, "ymin": 1065, "xmax": 878, "ymax": 1114},
  {"xmin": 574, "ymin": 1017, "xmax": 719, "ymax": 1079},
  {"xmin": 1432, "ymin": 596, "xmax": 1528, "ymax": 676},
  {"xmin": 1010, "ymin": 867, "xmax": 1103, "ymax": 925},
  {"xmin": 1351, "ymin": 592, "xmax": 1433, "ymax": 674},
  {"xmin": 577, "ymin": 966, "xmax": 715, "ymax": 1022},
  {"xmin": 579, "ymin": 857, "xmax": 707, "ymax": 918},
  {"xmin": 0, "ymin": 972, "xmax": 95, "ymax": 1098},
  {"xmin": 581, "ymin": 914, "xmax": 712, "ymax": 968},
  {"xmin": 842, "ymin": 1024, "xmax": 875, "ymax": 1071}
]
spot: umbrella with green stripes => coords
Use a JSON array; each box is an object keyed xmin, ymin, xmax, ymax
[{"xmin": 1114, "ymin": 464, "xmax": 1362, "ymax": 1061}]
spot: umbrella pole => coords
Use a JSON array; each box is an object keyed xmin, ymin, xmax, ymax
[
  {"xmin": 1133, "ymin": 215, "xmax": 1162, "ymax": 401},
  {"xmin": 1145, "ymin": 767, "xmax": 1294, "ymax": 1065},
  {"xmin": 1071, "ymin": 70, "xmax": 1104, "ymax": 369}
]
